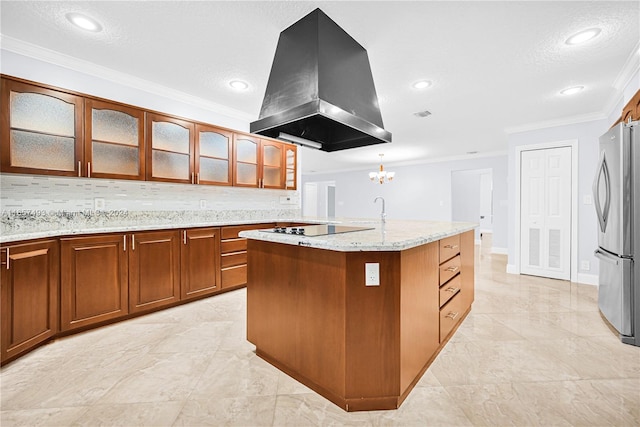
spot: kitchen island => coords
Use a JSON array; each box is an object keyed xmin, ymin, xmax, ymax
[{"xmin": 241, "ymin": 220, "xmax": 476, "ymax": 412}]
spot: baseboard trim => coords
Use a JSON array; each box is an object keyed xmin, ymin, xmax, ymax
[
  {"xmin": 506, "ymin": 264, "xmax": 519, "ymax": 274},
  {"xmin": 577, "ymin": 273, "xmax": 599, "ymax": 286},
  {"xmin": 491, "ymin": 247, "xmax": 508, "ymax": 255}
]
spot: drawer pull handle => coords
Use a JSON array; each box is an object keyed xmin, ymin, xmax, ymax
[
  {"xmin": 132, "ymin": 234, "xmax": 135, "ymax": 250},
  {"xmin": 445, "ymin": 311, "xmax": 459, "ymax": 320},
  {"xmin": 78, "ymin": 161, "xmax": 81, "ymax": 177},
  {"xmin": 445, "ymin": 287, "xmax": 459, "ymax": 293},
  {"xmin": 5, "ymin": 248, "xmax": 9, "ymax": 270},
  {"xmin": 123, "ymin": 235, "xmax": 127, "ymax": 252},
  {"xmin": 88, "ymin": 162, "xmax": 91, "ymax": 178},
  {"xmin": 444, "ymin": 244, "xmax": 459, "ymax": 249},
  {"xmin": 183, "ymin": 230, "xmax": 187, "ymax": 245},
  {"xmin": 445, "ymin": 266, "xmax": 459, "ymax": 273}
]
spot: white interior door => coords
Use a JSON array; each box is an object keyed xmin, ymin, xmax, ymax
[{"xmin": 520, "ymin": 147, "xmax": 571, "ymax": 280}]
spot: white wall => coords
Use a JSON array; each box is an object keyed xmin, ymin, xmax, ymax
[{"xmin": 302, "ymin": 154, "xmax": 509, "ymax": 252}]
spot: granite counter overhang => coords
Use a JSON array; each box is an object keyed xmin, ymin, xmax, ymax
[{"xmin": 239, "ymin": 220, "xmax": 477, "ymax": 252}]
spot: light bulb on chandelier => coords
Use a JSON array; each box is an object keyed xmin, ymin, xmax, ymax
[{"xmin": 369, "ymin": 154, "xmax": 395, "ymax": 184}]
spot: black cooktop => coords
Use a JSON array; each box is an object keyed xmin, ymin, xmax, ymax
[{"xmin": 263, "ymin": 224, "xmax": 374, "ymax": 237}]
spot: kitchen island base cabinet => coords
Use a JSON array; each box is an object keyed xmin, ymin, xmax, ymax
[
  {"xmin": 61, "ymin": 235, "xmax": 128, "ymax": 332},
  {"xmin": 1, "ymin": 240, "xmax": 59, "ymax": 364},
  {"xmin": 246, "ymin": 231, "xmax": 474, "ymax": 412},
  {"xmin": 129, "ymin": 231, "xmax": 181, "ymax": 313}
]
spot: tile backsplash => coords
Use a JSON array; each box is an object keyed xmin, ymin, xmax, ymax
[{"xmin": 0, "ymin": 173, "xmax": 300, "ymax": 213}]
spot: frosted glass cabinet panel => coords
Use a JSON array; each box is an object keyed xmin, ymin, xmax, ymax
[
  {"xmin": 260, "ymin": 140, "xmax": 284, "ymax": 189},
  {"xmin": 195, "ymin": 124, "xmax": 232, "ymax": 185},
  {"xmin": 233, "ymin": 135, "xmax": 260, "ymax": 187},
  {"xmin": 146, "ymin": 113, "xmax": 194, "ymax": 183},
  {"xmin": 1, "ymin": 79, "xmax": 83, "ymax": 176},
  {"xmin": 285, "ymin": 145, "xmax": 297, "ymax": 189},
  {"xmin": 86, "ymin": 100, "xmax": 145, "ymax": 180}
]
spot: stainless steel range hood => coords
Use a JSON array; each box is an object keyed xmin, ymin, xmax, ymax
[{"xmin": 250, "ymin": 8, "xmax": 391, "ymax": 152}]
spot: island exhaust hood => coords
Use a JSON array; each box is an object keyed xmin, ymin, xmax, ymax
[{"xmin": 250, "ymin": 8, "xmax": 391, "ymax": 152}]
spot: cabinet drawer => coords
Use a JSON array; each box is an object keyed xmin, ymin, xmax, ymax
[
  {"xmin": 221, "ymin": 251, "xmax": 247, "ymax": 268},
  {"xmin": 440, "ymin": 292, "xmax": 465, "ymax": 342},
  {"xmin": 439, "ymin": 234, "xmax": 461, "ymax": 263},
  {"xmin": 221, "ymin": 238, "xmax": 247, "ymax": 253},
  {"xmin": 221, "ymin": 223, "xmax": 274, "ymax": 239},
  {"xmin": 221, "ymin": 264, "xmax": 247, "ymax": 289},
  {"xmin": 439, "ymin": 255, "xmax": 461, "ymax": 286},
  {"xmin": 439, "ymin": 275, "xmax": 461, "ymax": 308}
]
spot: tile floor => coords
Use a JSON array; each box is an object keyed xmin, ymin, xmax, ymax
[{"xmin": 1, "ymin": 235, "xmax": 639, "ymax": 426}]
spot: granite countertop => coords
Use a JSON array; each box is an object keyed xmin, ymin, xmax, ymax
[{"xmin": 239, "ymin": 220, "xmax": 477, "ymax": 252}]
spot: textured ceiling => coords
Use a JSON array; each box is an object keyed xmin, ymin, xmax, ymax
[{"xmin": 1, "ymin": 1, "xmax": 639, "ymax": 173}]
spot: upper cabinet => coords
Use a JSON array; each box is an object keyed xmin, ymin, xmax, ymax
[
  {"xmin": 195, "ymin": 124, "xmax": 232, "ymax": 186},
  {"xmin": 1, "ymin": 79, "xmax": 83, "ymax": 176},
  {"xmin": 86, "ymin": 100, "xmax": 145, "ymax": 180},
  {"xmin": 146, "ymin": 113, "xmax": 194, "ymax": 184},
  {"xmin": 0, "ymin": 76, "xmax": 298, "ymax": 189},
  {"xmin": 233, "ymin": 134, "xmax": 297, "ymax": 189}
]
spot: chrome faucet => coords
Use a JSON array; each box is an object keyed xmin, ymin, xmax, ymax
[{"xmin": 374, "ymin": 196, "xmax": 386, "ymax": 223}]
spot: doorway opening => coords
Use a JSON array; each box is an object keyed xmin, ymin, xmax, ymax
[
  {"xmin": 303, "ymin": 181, "xmax": 336, "ymax": 218},
  {"xmin": 451, "ymin": 168, "xmax": 493, "ymax": 243}
]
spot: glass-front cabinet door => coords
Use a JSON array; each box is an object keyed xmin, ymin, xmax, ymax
[
  {"xmin": 233, "ymin": 134, "xmax": 259, "ymax": 187},
  {"xmin": 146, "ymin": 113, "xmax": 194, "ymax": 184},
  {"xmin": 195, "ymin": 124, "xmax": 232, "ymax": 185},
  {"xmin": 285, "ymin": 144, "xmax": 297, "ymax": 190},
  {"xmin": 1, "ymin": 79, "xmax": 83, "ymax": 176},
  {"xmin": 85, "ymin": 100, "xmax": 145, "ymax": 180},
  {"xmin": 261, "ymin": 140, "xmax": 284, "ymax": 189}
]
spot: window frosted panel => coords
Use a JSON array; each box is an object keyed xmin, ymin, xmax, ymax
[
  {"xmin": 263, "ymin": 166, "xmax": 281, "ymax": 187},
  {"xmin": 92, "ymin": 141, "xmax": 139, "ymax": 175},
  {"xmin": 10, "ymin": 130, "xmax": 75, "ymax": 171},
  {"xmin": 152, "ymin": 122, "xmax": 190, "ymax": 153},
  {"xmin": 152, "ymin": 150, "xmax": 190, "ymax": 180},
  {"xmin": 11, "ymin": 92, "xmax": 75, "ymax": 136},
  {"xmin": 93, "ymin": 109, "xmax": 138, "ymax": 146},
  {"xmin": 263, "ymin": 145, "xmax": 281, "ymax": 167},
  {"xmin": 236, "ymin": 163, "xmax": 257, "ymax": 185},
  {"xmin": 199, "ymin": 132, "xmax": 229, "ymax": 158},
  {"xmin": 236, "ymin": 139, "xmax": 257, "ymax": 163},
  {"xmin": 200, "ymin": 157, "xmax": 229, "ymax": 183}
]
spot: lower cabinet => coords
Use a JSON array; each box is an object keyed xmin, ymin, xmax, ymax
[
  {"xmin": 60, "ymin": 234, "xmax": 128, "ymax": 331},
  {"xmin": 181, "ymin": 227, "xmax": 220, "ymax": 300},
  {"xmin": 128, "ymin": 230, "xmax": 181, "ymax": 313},
  {"xmin": 1, "ymin": 240, "xmax": 59, "ymax": 363},
  {"xmin": 220, "ymin": 223, "xmax": 274, "ymax": 290}
]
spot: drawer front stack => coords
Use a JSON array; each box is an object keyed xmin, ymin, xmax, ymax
[
  {"xmin": 220, "ymin": 223, "xmax": 274, "ymax": 290},
  {"xmin": 438, "ymin": 234, "xmax": 462, "ymax": 341}
]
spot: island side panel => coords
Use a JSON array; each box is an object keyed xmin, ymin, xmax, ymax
[
  {"xmin": 460, "ymin": 230, "xmax": 475, "ymax": 311},
  {"xmin": 246, "ymin": 240, "xmax": 347, "ymax": 399},
  {"xmin": 344, "ymin": 251, "xmax": 401, "ymax": 409},
  {"xmin": 399, "ymin": 241, "xmax": 440, "ymax": 395}
]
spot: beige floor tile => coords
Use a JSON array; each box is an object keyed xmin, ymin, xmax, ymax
[
  {"xmin": 71, "ymin": 401, "xmax": 184, "ymax": 426},
  {"xmin": 174, "ymin": 396, "xmax": 276, "ymax": 426},
  {"xmin": 272, "ymin": 393, "xmax": 372, "ymax": 426},
  {"xmin": 0, "ymin": 407, "xmax": 89, "ymax": 427}
]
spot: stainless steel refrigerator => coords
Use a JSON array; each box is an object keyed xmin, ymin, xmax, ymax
[{"xmin": 593, "ymin": 120, "xmax": 639, "ymax": 346}]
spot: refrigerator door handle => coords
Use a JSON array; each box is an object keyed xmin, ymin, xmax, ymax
[
  {"xmin": 594, "ymin": 249, "xmax": 619, "ymax": 266},
  {"xmin": 592, "ymin": 153, "xmax": 611, "ymax": 232}
]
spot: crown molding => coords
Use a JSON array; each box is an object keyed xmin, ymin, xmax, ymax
[
  {"xmin": 504, "ymin": 111, "xmax": 607, "ymax": 135},
  {"xmin": 0, "ymin": 35, "xmax": 255, "ymax": 122}
]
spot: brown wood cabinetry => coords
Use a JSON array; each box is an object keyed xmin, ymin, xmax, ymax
[
  {"xmin": 146, "ymin": 113, "xmax": 195, "ymax": 184},
  {"xmin": 128, "ymin": 230, "xmax": 181, "ymax": 313},
  {"xmin": 180, "ymin": 227, "xmax": 220, "ymax": 300},
  {"xmin": 220, "ymin": 223, "xmax": 274, "ymax": 289},
  {"xmin": 195, "ymin": 124, "xmax": 232, "ymax": 186},
  {"xmin": 233, "ymin": 134, "xmax": 296, "ymax": 189},
  {"xmin": 1, "ymin": 78, "xmax": 84, "ymax": 176},
  {"xmin": 1, "ymin": 240, "xmax": 59, "ymax": 364},
  {"xmin": 60, "ymin": 234, "xmax": 128, "ymax": 331},
  {"xmin": 612, "ymin": 89, "xmax": 640, "ymax": 128}
]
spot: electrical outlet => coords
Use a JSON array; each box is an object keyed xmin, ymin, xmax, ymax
[
  {"xmin": 365, "ymin": 263, "xmax": 380, "ymax": 286},
  {"xmin": 200, "ymin": 199, "xmax": 207, "ymax": 209},
  {"xmin": 94, "ymin": 198, "xmax": 105, "ymax": 211},
  {"xmin": 581, "ymin": 260, "xmax": 590, "ymax": 271}
]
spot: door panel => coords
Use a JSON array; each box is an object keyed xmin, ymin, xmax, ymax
[
  {"xmin": 520, "ymin": 147, "xmax": 571, "ymax": 280},
  {"xmin": 595, "ymin": 249, "xmax": 632, "ymax": 335}
]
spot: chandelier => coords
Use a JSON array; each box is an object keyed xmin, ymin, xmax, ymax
[{"xmin": 369, "ymin": 154, "xmax": 395, "ymax": 184}]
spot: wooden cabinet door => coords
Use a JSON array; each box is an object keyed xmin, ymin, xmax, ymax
[
  {"xmin": 85, "ymin": 99, "xmax": 145, "ymax": 180},
  {"xmin": 285, "ymin": 144, "xmax": 297, "ymax": 190},
  {"xmin": 260, "ymin": 139, "xmax": 284, "ymax": 189},
  {"xmin": 195, "ymin": 124, "xmax": 232, "ymax": 185},
  {"xmin": 1, "ymin": 78, "xmax": 83, "ymax": 176},
  {"xmin": 146, "ymin": 113, "xmax": 195, "ymax": 184},
  {"xmin": 233, "ymin": 134, "xmax": 260, "ymax": 187},
  {"xmin": 180, "ymin": 228, "xmax": 220, "ymax": 300},
  {"xmin": 129, "ymin": 230, "xmax": 181, "ymax": 313},
  {"xmin": 60, "ymin": 234, "xmax": 128, "ymax": 331},
  {"xmin": 1, "ymin": 240, "xmax": 59, "ymax": 363}
]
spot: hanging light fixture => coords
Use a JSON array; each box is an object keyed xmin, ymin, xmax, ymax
[{"xmin": 369, "ymin": 154, "xmax": 395, "ymax": 184}]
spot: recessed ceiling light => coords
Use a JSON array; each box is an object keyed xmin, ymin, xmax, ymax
[
  {"xmin": 66, "ymin": 12, "xmax": 102, "ymax": 32},
  {"xmin": 565, "ymin": 28, "xmax": 601, "ymax": 45},
  {"xmin": 560, "ymin": 86, "xmax": 584, "ymax": 95},
  {"xmin": 412, "ymin": 80, "xmax": 432, "ymax": 89},
  {"xmin": 229, "ymin": 80, "xmax": 249, "ymax": 90}
]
